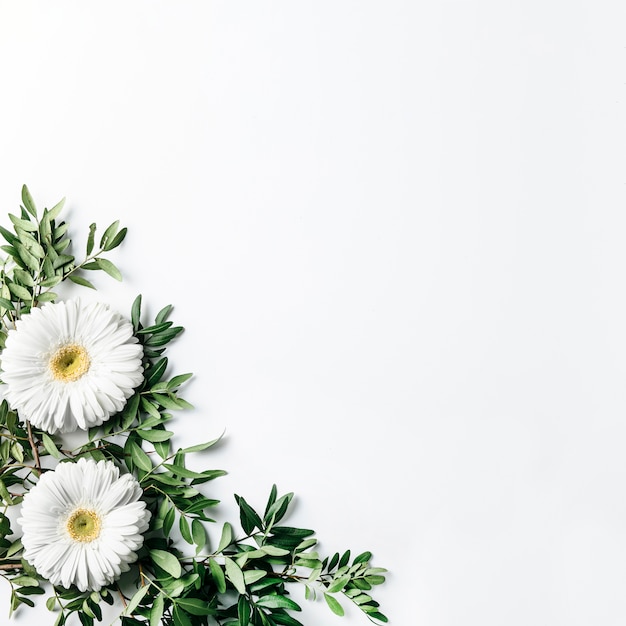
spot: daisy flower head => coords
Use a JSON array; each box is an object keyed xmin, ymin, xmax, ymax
[
  {"xmin": 0, "ymin": 298, "xmax": 143, "ymax": 434},
  {"xmin": 18, "ymin": 458, "xmax": 151, "ymax": 592}
]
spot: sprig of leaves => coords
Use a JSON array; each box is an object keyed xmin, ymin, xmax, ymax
[
  {"xmin": 0, "ymin": 187, "xmax": 389, "ymax": 626},
  {"xmin": 0, "ymin": 186, "xmax": 126, "ymax": 341}
]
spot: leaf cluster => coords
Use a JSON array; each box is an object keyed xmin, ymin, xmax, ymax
[{"xmin": 0, "ymin": 187, "xmax": 389, "ymax": 626}]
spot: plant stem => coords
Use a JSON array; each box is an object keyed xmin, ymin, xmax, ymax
[{"xmin": 25, "ymin": 421, "xmax": 41, "ymax": 473}]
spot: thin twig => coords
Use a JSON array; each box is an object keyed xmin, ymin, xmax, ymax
[
  {"xmin": 0, "ymin": 563, "xmax": 23, "ymax": 571},
  {"xmin": 116, "ymin": 583, "xmax": 128, "ymax": 608},
  {"xmin": 26, "ymin": 421, "xmax": 41, "ymax": 472}
]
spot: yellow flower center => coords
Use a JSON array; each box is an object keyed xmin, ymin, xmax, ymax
[
  {"xmin": 66, "ymin": 508, "xmax": 102, "ymax": 543},
  {"xmin": 49, "ymin": 344, "xmax": 90, "ymax": 382}
]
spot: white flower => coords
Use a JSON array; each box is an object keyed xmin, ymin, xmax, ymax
[
  {"xmin": 0, "ymin": 299, "xmax": 143, "ymax": 434},
  {"xmin": 18, "ymin": 458, "xmax": 151, "ymax": 592}
]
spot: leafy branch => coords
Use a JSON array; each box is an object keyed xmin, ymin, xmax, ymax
[{"xmin": 0, "ymin": 187, "xmax": 389, "ymax": 626}]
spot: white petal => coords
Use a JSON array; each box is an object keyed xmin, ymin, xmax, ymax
[
  {"xmin": 18, "ymin": 458, "xmax": 151, "ymax": 592},
  {"xmin": 0, "ymin": 298, "xmax": 143, "ymax": 434}
]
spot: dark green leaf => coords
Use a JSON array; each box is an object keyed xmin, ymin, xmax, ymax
[
  {"xmin": 99, "ymin": 220, "xmax": 120, "ymax": 249},
  {"xmin": 353, "ymin": 551, "xmax": 372, "ymax": 565},
  {"xmin": 238, "ymin": 596, "xmax": 250, "ymax": 626},
  {"xmin": 86, "ymin": 223, "xmax": 96, "ymax": 255},
  {"xmin": 179, "ymin": 514, "xmax": 192, "ymax": 544},
  {"xmin": 235, "ymin": 494, "xmax": 263, "ymax": 534},
  {"xmin": 163, "ymin": 505, "xmax": 176, "ymax": 537},
  {"xmin": 104, "ymin": 227, "xmax": 127, "ymax": 251},
  {"xmin": 209, "ymin": 558, "xmax": 226, "ymax": 593},
  {"xmin": 131, "ymin": 294, "xmax": 142, "ymax": 329},
  {"xmin": 172, "ymin": 606, "xmax": 193, "ymax": 626}
]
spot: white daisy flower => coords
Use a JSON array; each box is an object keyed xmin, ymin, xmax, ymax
[
  {"xmin": 0, "ymin": 299, "xmax": 143, "ymax": 434},
  {"xmin": 18, "ymin": 458, "xmax": 151, "ymax": 592}
]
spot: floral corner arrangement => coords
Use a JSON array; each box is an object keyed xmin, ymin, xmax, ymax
[{"xmin": 0, "ymin": 186, "xmax": 388, "ymax": 626}]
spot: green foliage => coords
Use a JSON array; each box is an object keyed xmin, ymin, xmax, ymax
[{"xmin": 0, "ymin": 187, "xmax": 388, "ymax": 625}]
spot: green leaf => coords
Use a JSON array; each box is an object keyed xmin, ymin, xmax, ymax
[
  {"xmin": 6, "ymin": 538, "xmax": 23, "ymax": 557},
  {"xmin": 191, "ymin": 518, "xmax": 206, "ymax": 553},
  {"xmin": 209, "ymin": 558, "xmax": 226, "ymax": 593},
  {"xmin": 42, "ymin": 433, "xmax": 63, "ymax": 459},
  {"xmin": 324, "ymin": 593, "xmax": 344, "ymax": 616},
  {"xmin": 68, "ymin": 274, "xmax": 95, "ymax": 289},
  {"xmin": 179, "ymin": 514, "xmax": 192, "ymax": 544},
  {"xmin": 130, "ymin": 442, "xmax": 152, "ymax": 472},
  {"xmin": 86, "ymin": 223, "xmax": 96, "ymax": 255},
  {"xmin": 179, "ymin": 433, "xmax": 223, "ymax": 454},
  {"xmin": 52, "ymin": 253, "xmax": 74, "ymax": 269},
  {"xmin": 224, "ymin": 557, "xmax": 246, "ymax": 594},
  {"xmin": 0, "ymin": 225, "xmax": 16, "ymax": 244},
  {"xmin": 131, "ymin": 294, "xmax": 142, "ymax": 329},
  {"xmin": 162, "ymin": 464, "xmax": 212, "ymax": 480},
  {"xmin": 235, "ymin": 494, "xmax": 263, "ymax": 534},
  {"xmin": 0, "ymin": 480, "xmax": 13, "ymax": 505},
  {"xmin": 172, "ymin": 606, "xmax": 193, "ymax": 626},
  {"xmin": 19, "ymin": 232, "xmax": 45, "ymax": 258},
  {"xmin": 365, "ymin": 575, "xmax": 386, "ymax": 585},
  {"xmin": 0, "ymin": 297, "xmax": 15, "ymax": 311},
  {"xmin": 8, "ymin": 282, "xmax": 31, "ymax": 301},
  {"xmin": 145, "ymin": 357, "xmax": 168, "ymax": 387},
  {"xmin": 326, "ymin": 574, "xmax": 351, "ymax": 593},
  {"xmin": 137, "ymin": 429, "xmax": 173, "ymax": 443},
  {"xmin": 256, "ymin": 595, "xmax": 301, "ymax": 611},
  {"xmin": 353, "ymin": 550, "xmax": 372, "ymax": 564},
  {"xmin": 163, "ymin": 505, "xmax": 176, "ymax": 537},
  {"xmin": 270, "ymin": 613, "xmax": 305, "ymax": 626},
  {"xmin": 167, "ymin": 372, "xmax": 193, "ymax": 389},
  {"xmin": 149, "ymin": 593, "xmax": 164, "ymax": 626},
  {"xmin": 11, "ymin": 575, "xmax": 39, "ymax": 587},
  {"xmin": 243, "ymin": 570, "xmax": 267, "ymax": 585},
  {"xmin": 37, "ymin": 292, "xmax": 57, "ymax": 303},
  {"xmin": 366, "ymin": 611, "xmax": 388, "ymax": 622},
  {"xmin": 104, "ymin": 227, "xmax": 127, "ymax": 251},
  {"xmin": 94, "ymin": 257, "xmax": 122, "ymax": 281},
  {"xmin": 124, "ymin": 585, "xmax": 150, "ymax": 616},
  {"xmin": 151, "ymin": 393, "xmax": 186, "ymax": 410},
  {"xmin": 175, "ymin": 598, "xmax": 214, "ymax": 616},
  {"xmin": 9, "ymin": 213, "xmax": 37, "ymax": 232},
  {"xmin": 338, "ymin": 550, "xmax": 351, "ymax": 568},
  {"xmin": 155, "ymin": 304, "xmax": 173, "ymax": 324},
  {"xmin": 237, "ymin": 596, "xmax": 251, "ymax": 626},
  {"xmin": 217, "ymin": 522, "xmax": 233, "ymax": 552},
  {"xmin": 264, "ymin": 484, "xmax": 278, "ymax": 518},
  {"xmin": 46, "ymin": 197, "xmax": 65, "ymax": 222},
  {"xmin": 13, "ymin": 268, "xmax": 34, "ymax": 286},
  {"xmin": 21, "ymin": 185, "xmax": 37, "ymax": 217},
  {"xmin": 261, "ymin": 545, "xmax": 290, "ymax": 557},
  {"xmin": 150, "ymin": 549, "xmax": 182, "ymax": 578},
  {"xmin": 99, "ymin": 220, "xmax": 119, "ymax": 249},
  {"xmin": 265, "ymin": 492, "xmax": 294, "ymax": 526}
]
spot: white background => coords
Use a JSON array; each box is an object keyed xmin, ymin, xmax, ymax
[{"xmin": 1, "ymin": 1, "xmax": 626, "ymax": 625}]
